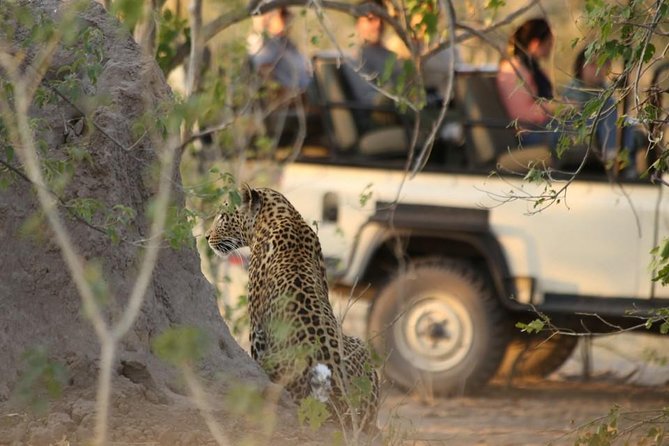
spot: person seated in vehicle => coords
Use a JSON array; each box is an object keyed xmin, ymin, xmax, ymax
[
  {"xmin": 249, "ymin": 7, "xmax": 311, "ymax": 94},
  {"xmin": 563, "ymin": 48, "xmax": 645, "ymax": 178},
  {"xmin": 386, "ymin": 1, "xmax": 461, "ymax": 106},
  {"xmin": 344, "ymin": 0, "xmax": 461, "ymax": 148},
  {"xmin": 496, "ymin": 18, "xmax": 562, "ymax": 149},
  {"xmin": 385, "ymin": 1, "xmax": 464, "ymax": 146},
  {"xmin": 334, "ymin": 0, "xmax": 410, "ymax": 140},
  {"xmin": 343, "ymin": 0, "xmax": 400, "ymax": 106},
  {"xmin": 248, "ymin": 7, "xmax": 313, "ymax": 147}
]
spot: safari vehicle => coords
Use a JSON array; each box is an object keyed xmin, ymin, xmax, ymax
[{"xmin": 276, "ymin": 54, "xmax": 669, "ymax": 395}]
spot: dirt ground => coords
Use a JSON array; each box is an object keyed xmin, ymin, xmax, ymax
[
  {"xmin": 2, "ymin": 305, "xmax": 668, "ymax": 445},
  {"xmin": 378, "ymin": 380, "xmax": 669, "ymax": 446},
  {"xmin": 338, "ymin": 297, "xmax": 669, "ymax": 446},
  {"xmin": 3, "ymin": 275, "xmax": 668, "ymax": 445},
  {"xmin": 2, "ymin": 358, "xmax": 667, "ymax": 446}
]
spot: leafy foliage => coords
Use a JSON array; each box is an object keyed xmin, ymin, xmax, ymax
[
  {"xmin": 569, "ymin": 405, "xmax": 669, "ymax": 446},
  {"xmin": 156, "ymin": 9, "xmax": 190, "ymax": 74},
  {"xmin": 358, "ymin": 183, "xmax": 374, "ymax": 207},
  {"xmin": 297, "ymin": 396, "xmax": 331, "ymax": 430},
  {"xmin": 83, "ymin": 260, "xmax": 111, "ymax": 309},
  {"xmin": 224, "ymin": 381, "xmax": 266, "ymax": 423},
  {"xmin": 153, "ymin": 326, "xmax": 210, "ymax": 367},
  {"xmin": 16, "ymin": 347, "xmax": 68, "ymax": 413},
  {"xmin": 110, "ymin": 0, "xmax": 145, "ymax": 32},
  {"xmin": 52, "ymin": 26, "xmax": 105, "ymax": 100},
  {"xmin": 515, "ymin": 318, "xmax": 547, "ymax": 334},
  {"xmin": 573, "ymin": 406, "xmax": 620, "ymax": 446},
  {"xmin": 221, "ymin": 292, "xmax": 250, "ymax": 338},
  {"xmin": 651, "ymin": 239, "xmax": 669, "ymax": 286},
  {"xmin": 165, "ymin": 206, "xmax": 198, "ymax": 249},
  {"xmin": 105, "ymin": 204, "xmax": 137, "ymax": 244},
  {"xmin": 348, "ymin": 375, "xmax": 373, "ymax": 410},
  {"xmin": 641, "ymin": 308, "xmax": 669, "ymax": 335}
]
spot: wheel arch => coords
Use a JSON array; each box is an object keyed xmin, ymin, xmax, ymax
[{"xmin": 351, "ymin": 202, "xmax": 518, "ymax": 309}]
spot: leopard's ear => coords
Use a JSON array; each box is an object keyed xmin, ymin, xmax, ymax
[{"xmin": 240, "ymin": 184, "xmax": 262, "ymax": 216}]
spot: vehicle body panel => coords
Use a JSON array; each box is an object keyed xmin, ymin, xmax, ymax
[{"xmin": 281, "ymin": 162, "xmax": 666, "ymax": 302}]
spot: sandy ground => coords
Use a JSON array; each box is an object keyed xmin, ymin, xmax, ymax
[
  {"xmin": 378, "ymin": 380, "xmax": 669, "ymax": 446},
  {"xmin": 341, "ymin": 298, "xmax": 669, "ymax": 445},
  {"xmin": 3, "ymin": 279, "xmax": 666, "ymax": 445}
]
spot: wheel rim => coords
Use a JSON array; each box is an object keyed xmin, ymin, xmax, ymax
[{"xmin": 393, "ymin": 292, "xmax": 474, "ymax": 373}]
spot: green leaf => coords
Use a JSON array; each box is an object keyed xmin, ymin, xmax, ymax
[
  {"xmin": 350, "ymin": 375, "xmax": 373, "ymax": 408},
  {"xmin": 516, "ymin": 318, "xmax": 546, "ymax": 334},
  {"xmin": 16, "ymin": 347, "xmax": 68, "ymax": 413},
  {"xmin": 224, "ymin": 382, "xmax": 265, "ymax": 421},
  {"xmin": 486, "ymin": 0, "xmax": 506, "ymax": 10},
  {"xmin": 83, "ymin": 260, "xmax": 110, "ymax": 307},
  {"xmin": 660, "ymin": 239, "xmax": 669, "ymax": 259},
  {"xmin": 111, "ymin": 0, "xmax": 146, "ymax": 31},
  {"xmin": 641, "ymin": 43, "xmax": 655, "ymax": 63},
  {"xmin": 67, "ymin": 197, "xmax": 103, "ymax": 224},
  {"xmin": 524, "ymin": 166, "xmax": 545, "ymax": 183},
  {"xmin": 153, "ymin": 326, "xmax": 210, "ymax": 366},
  {"xmin": 297, "ymin": 396, "xmax": 330, "ymax": 430},
  {"xmin": 661, "ymin": 321, "xmax": 669, "ymax": 335},
  {"xmin": 229, "ymin": 189, "xmax": 242, "ymax": 208},
  {"xmin": 165, "ymin": 206, "xmax": 197, "ymax": 249},
  {"xmin": 359, "ymin": 183, "xmax": 373, "ymax": 207},
  {"xmin": 4, "ymin": 143, "xmax": 14, "ymax": 163},
  {"xmin": 379, "ymin": 54, "xmax": 398, "ymax": 85}
]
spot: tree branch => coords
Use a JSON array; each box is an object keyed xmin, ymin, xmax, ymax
[
  {"xmin": 167, "ymin": 0, "xmax": 412, "ymax": 72},
  {"xmin": 0, "ymin": 156, "xmax": 112, "ymax": 238}
]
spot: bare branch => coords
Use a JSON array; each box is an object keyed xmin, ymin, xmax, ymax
[
  {"xmin": 0, "ymin": 156, "xmax": 112, "ymax": 238},
  {"xmin": 425, "ymin": 0, "xmax": 541, "ymax": 60},
  {"xmin": 186, "ymin": 0, "xmax": 204, "ymax": 97},
  {"xmin": 183, "ymin": 366, "xmax": 233, "ymax": 446},
  {"xmin": 410, "ymin": 0, "xmax": 458, "ymax": 176},
  {"xmin": 44, "ymin": 84, "xmax": 130, "ymax": 151}
]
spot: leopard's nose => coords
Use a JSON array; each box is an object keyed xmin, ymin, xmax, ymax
[{"xmin": 205, "ymin": 234, "xmax": 210, "ymax": 241}]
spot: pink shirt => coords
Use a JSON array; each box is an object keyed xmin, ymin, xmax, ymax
[{"xmin": 496, "ymin": 57, "xmax": 551, "ymax": 127}]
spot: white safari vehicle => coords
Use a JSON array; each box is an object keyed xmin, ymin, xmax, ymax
[{"xmin": 276, "ymin": 55, "xmax": 669, "ymax": 394}]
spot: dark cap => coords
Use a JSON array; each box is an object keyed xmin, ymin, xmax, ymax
[{"xmin": 357, "ymin": 0, "xmax": 385, "ymax": 10}]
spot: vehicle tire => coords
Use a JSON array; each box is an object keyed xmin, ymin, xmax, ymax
[
  {"xmin": 495, "ymin": 334, "xmax": 578, "ymax": 379},
  {"xmin": 367, "ymin": 258, "xmax": 510, "ymax": 396}
]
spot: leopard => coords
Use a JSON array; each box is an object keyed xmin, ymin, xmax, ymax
[{"xmin": 206, "ymin": 185, "xmax": 379, "ymax": 430}]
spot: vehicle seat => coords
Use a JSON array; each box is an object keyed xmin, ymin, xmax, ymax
[
  {"xmin": 454, "ymin": 71, "xmax": 552, "ymax": 172},
  {"xmin": 650, "ymin": 61, "xmax": 669, "ymax": 155},
  {"xmin": 312, "ymin": 55, "xmax": 408, "ymax": 157}
]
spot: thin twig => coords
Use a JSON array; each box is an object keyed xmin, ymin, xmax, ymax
[
  {"xmin": 44, "ymin": 84, "xmax": 129, "ymax": 151},
  {"xmin": 410, "ymin": 0, "xmax": 458, "ymax": 177},
  {"xmin": 631, "ymin": 1, "xmax": 665, "ymax": 114},
  {"xmin": 0, "ymin": 156, "xmax": 111, "ymax": 237},
  {"xmin": 183, "ymin": 366, "xmax": 232, "ymax": 446},
  {"xmin": 170, "ymin": 0, "xmax": 414, "ymax": 72}
]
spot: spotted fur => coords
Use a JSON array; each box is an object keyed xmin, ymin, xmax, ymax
[{"xmin": 206, "ymin": 186, "xmax": 378, "ymax": 430}]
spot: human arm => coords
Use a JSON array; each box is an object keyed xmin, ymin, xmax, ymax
[{"xmin": 496, "ymin": 59, "xmax": 554, "ymax": 126}]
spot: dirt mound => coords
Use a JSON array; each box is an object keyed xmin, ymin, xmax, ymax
[{"xmin": 0, "ymin": 1, "xmax": 314, "ymax": 443}]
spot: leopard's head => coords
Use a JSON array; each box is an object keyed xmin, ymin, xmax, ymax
[{"xmin": 205, "ymin": 185, "xmax": 262, "ymax": 257}]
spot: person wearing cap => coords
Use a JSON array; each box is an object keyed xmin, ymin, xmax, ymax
[
  {"xmin": 250, "ymin": 7, "xmax": 311, "ymax": 92},
  {"xmin": 344, "ymin": 0, "xmax": 400, "ymax": 104}
]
